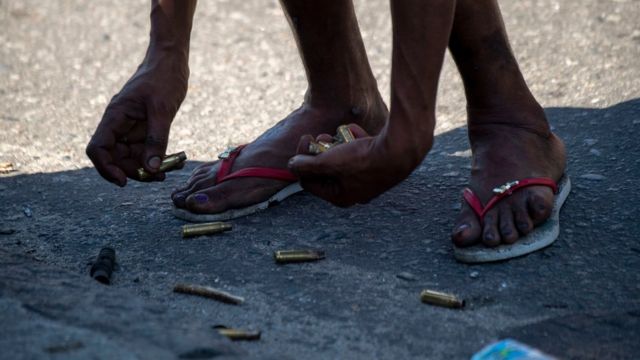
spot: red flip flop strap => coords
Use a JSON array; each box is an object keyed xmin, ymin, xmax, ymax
[
  {"xmin": 463, "ymin": 188, "xmax": 486, "ymax": 219},
  {"xmin": 218, "ymin": 167, "xmax": 297, "ymax": 183},
  {"xmin": 463, "ymin": 177, "xmax": 558, "ymax": 220},
  {"xmin": 215, "ymin": 145, "xmax": 247, "ymax": 184}
]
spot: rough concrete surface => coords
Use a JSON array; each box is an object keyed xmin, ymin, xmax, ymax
[{"xmin": 1, "ymin": 0, "xmax": 639, "ymax": 359}]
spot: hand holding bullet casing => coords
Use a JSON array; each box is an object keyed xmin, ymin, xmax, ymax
[{"xmin": 137, "ymin": 151, "xmax": 187, "ymax": 180}]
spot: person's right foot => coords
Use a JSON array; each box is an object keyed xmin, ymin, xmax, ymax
[
  {"xmin": 451, "ymin": 104, "xmax": 567, "ymax": 248},
  {"xmin": 171, "ymin": 96, "xmax": 388, "ymax": 214}
]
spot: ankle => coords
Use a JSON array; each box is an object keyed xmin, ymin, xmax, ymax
[
  {"xmin": 304, "ymin": 87, "xmax": 388, "ymax": 133},
  {"xmin": 467, "ymin": 101, "xmax": 551, "ymax": 137}
]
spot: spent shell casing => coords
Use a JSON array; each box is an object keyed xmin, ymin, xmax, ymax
[
  {"xmin": 215, "ymin": 327, "xmax": 261, "ymax": 341},
  {"xmin": 137, "ymin": 151, "xmax": 187, "ymax": 180},
  {"xmin": 420, "ymin": 289, "xmax": 465, "ymax": 309},
  {"xmin": 90, "ymin": 247, "xmax": 116, "ymax": 285},
  {"xmin": 274, "ymin": 250, "xmax": 326, "ymax": 264},
  {"xmin": 336, "ymin": 125, "xmax": 356, "ymax": 143},
  {"xmin": 174, "ymin": 283, "xmax": 244, "ymax": 304},
  {"xmin": 182, "ymin": 222, "xmax": 233, "ymax": 238},
  {"xmin": 308, "ymin": 140, "xmax": 334, "ymax": 155}
]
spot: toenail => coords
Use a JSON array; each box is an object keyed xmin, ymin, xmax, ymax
[
  {"xmin": 193, "ymin": 193, "xmax": 209, "ymax": 203},
  {"xmin": 148, "ymin": 156, "xmax": 161, "ymax": 169},
  {"xmin": 456, "ymin": 224, "xmax": 470, "ymax": 233},
  {"xmin": 517, "ymin": 222, "xmax": 529, "ymax": 230}
]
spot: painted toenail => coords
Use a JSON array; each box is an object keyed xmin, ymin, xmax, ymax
[
  {"xmin": 456, "ymin": 224, "xmax": 470, "ymax": 233},
  {"xmin": 148, "ymin": 156, "xmax": 161, "ymax": 169},
  {"xmin": 193, "ymin": 193, "xmax": 209, "ymax": 203}
]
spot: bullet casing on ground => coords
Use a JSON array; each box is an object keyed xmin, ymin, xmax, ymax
[
  {"xmin": 420, "ymin": 289, "xmax": 465, "ymax": 309},
  {"xmin": 274, "ymin": 250, "xmax": 326, "ymax": 264},
  {"xmin": 174, "ymin": 283, "xmax": 244, "ymax": 304},
  {"xmin": 182, "ymin": 222, "xmax": 233, "ymax": 238},
  {"xmin": 216, "ymin": 328, "xmax": 261, "ymax": 341},
  {"xmin": 137, "ymin": 151, "xmax": 187, "ymax": 180}
]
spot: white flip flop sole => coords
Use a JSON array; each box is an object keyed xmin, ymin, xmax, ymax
[
  {"xmin": 172, "ymin": 182, "xmax": 303, "ymax": 223},
  {"xmin": 454, "ymin": 175, "xmax": 571, "ymax": 263}
]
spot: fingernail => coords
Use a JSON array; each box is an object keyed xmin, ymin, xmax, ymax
[
  {"xmin": 148, "ymin": 156, "xmax": 161, "ymax": 169},
  {"xmin": 193, "ymin": 193, "xmax": 208, "ymax": 203}
]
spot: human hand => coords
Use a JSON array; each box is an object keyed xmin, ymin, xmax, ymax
[
  {"xmin": 288, "ymin": 124, "xmax": 420, "ymax": 207},
  {"xmin": 86, "ymin": 53, "xmax": 188, "ymax": 186}
]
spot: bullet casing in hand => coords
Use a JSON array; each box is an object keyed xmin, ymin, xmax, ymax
[{"xmin": 137, "ymin": 151, "xmax": 187, "ymax": 180}]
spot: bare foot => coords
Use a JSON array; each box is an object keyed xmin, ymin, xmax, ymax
[
  {"xmin": 171, "ymin": 97, "xmax": 388, "ymax": 214},
  {"xmin": 451, "ymin": 105, "xmax": 566, "ymax": 247}
]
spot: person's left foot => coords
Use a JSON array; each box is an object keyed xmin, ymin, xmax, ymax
[{"xmin": 451, "ymin": 105, "xmax": 566, "ymax": 247}]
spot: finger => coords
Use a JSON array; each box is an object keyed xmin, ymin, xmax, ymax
[
  {"xmin": 288, "ymin": 154, "xmax": 335, "ymax": 177},
  {"xmin": 86, "ymin": 113, "xmax": 128, "ymax": 186},
  {"xmin": 296, "ymin": 135, "xmax": 315, "ymax": 155},
  {"xmin": 142, "ymin": 104, "xmax": 172, "ymax": 173},
  {"xmin": 300, "ymin": 178, "xmax": 354, "ymax": 207},
  {"xmin": 316, "ymin": 134, "xmax": 334, "ymax": 143},
  {"xmin": 346, "ymin": 123, "xmax": 370, "ymax": 139}
]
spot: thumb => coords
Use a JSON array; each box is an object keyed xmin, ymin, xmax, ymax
[
  {"xmin": 288, "ymin": 154, "xmax": 326, "ymax": 177},
  {"xmin": 142, "ymin": 106, "xmax": 172, "ymax": 172}
]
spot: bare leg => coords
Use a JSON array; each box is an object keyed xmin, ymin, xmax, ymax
[
  {"xmin": 289, "ymin": 0, "xmax": 456, "ymax": 206},
  {"xmin": 172, "ymin": 0, "xmax": 387, "ymax": 213},
  {"xmin": 449, "ymin": 0, "xmax": 566, "ymax": 247}
]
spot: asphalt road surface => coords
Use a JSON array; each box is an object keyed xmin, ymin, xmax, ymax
[{"xmin": 1, "ymin": 0, "xmax": 639, "ymax": 359}]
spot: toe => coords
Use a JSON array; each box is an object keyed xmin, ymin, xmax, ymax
[
  {"xmin": 184, "ymin": 179, "xmax": 287, "ymax": 214},
  {"xmin": 451, "ymin": 204, "xmax": 482, "ymax": 247},
  {"xmin": 513, "ymin": 196, "xmax": 534, "ymax": 236},
  {"xmin": 172, "ymin": 175, "xmax": 217, "ymax": 208},
  {"xmin": 499, "ymin": 206, "xmax": 518, "ymax": 244},
  {"xmin": 527, "ymin": 187, "xmax": 554, "ymax": 225},
  {"xmin": 481, "ymin": 209, "xmax": 501, "ymax": 247},
  {"xmin": 171, "ymin": 162, "xmax": 217, "ymax": 197}
]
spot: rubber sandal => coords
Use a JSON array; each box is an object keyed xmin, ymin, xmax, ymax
[
  {"xmin": 454, "ymin": 175, "xmax": 571, "ymax": 263},
  {"xmin": 173, "ymin": 145, "xmax": 303, "ymax": 222}
]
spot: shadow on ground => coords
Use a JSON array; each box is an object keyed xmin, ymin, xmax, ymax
[{"xmin": 1, "ymin": 99, "xmax": 639, "ymax": 359}]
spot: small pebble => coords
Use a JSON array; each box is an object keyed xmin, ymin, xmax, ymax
[
  {"xmin": 23, "ymin": 207, "xmax": 32, "ymax": 217},
  {"xmin": 396, "ymin": 271, "xmax": 417, "ymax": 281},
  {"xmin": 469, "ymin": 271, "xmax": 480, "ymax": 279},
  {"xmin": 589, "ymin": 149, "xmax": 601, "ymax": 156},
  {"xmin": 580, "ymin": 174, "xmax": 605, "ymax": 181},
  {"xmin": 443, "ymin": 171, "xmax": 460, "ymax": 177},
  {"xmin": 583, "ymin": 139, "xmax": 598, "ymax": 146}
]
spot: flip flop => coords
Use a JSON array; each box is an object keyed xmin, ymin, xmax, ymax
[
  {"xmin": 454, "ymin": 175, "xmax": 571, "ymax": 263},
  {"xmin": 173, "ymin": 145, "xmax": 303, "ymax": 222}
]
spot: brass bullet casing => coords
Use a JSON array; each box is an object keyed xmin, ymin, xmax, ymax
[
  {"xmin": 137, "ymin": 151, "xmax": 187, "ymax": 180},
  {"xmin": 420, "ymin": 289, "xmax": 465, "ymax": 309},
  {"xmin": 182, "ymin": 222, "xmax": 233, "ymax": 238},
  {"xmin": 274, "ymin": 250, "xmax": 326, "ymax": 264},
  {"xmin": 335, "ymin": 125, "xmax": 356, "ymax": 143},
  {"xmin": 214, "ymin": 326, "xmax": 261, "ymax": 341},
  {"xmin": 308, "ymin": 140, "xmax": 335, "ymax": 155},
  {"xmin": 174, "ymin": 283, "xmax": 245, "ymax": 304}
]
